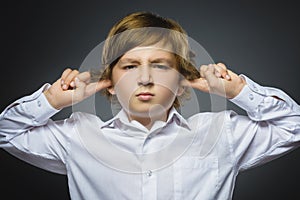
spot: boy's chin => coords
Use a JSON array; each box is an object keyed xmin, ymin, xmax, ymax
[{"xmin": 127, "ymin": 104, "xmax": 171, "ymax": 119}]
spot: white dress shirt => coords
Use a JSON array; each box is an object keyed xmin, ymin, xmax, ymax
[{"xmin": 0, "ymin": 75, "xmax": 299, "ymax": 200}]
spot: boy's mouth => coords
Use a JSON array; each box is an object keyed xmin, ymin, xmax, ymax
[{"xmin": 136, "ymin": 92, "xmax": 154, "ymax": 101}]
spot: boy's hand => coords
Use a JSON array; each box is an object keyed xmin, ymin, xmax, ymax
[
  {"xmin": 185, "ymin": 63, "xmax": 246, "ymax": 99},
  {"xmin": 43, "ymin": 68, "xmax": 112, "ymax": 110}
]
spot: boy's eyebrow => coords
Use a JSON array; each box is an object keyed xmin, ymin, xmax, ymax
[
  {"xmin": 150, "ymin": 58, "xmax": 174, "ymax": 66},
  {"xmin": 118, "ymin": 58, "xmax": 175, "ymax": 65},
  {"xmin": 118, "ymin": 58, "xmax": 141, "ymax": 64}
]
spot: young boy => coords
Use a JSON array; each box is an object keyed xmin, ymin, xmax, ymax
[{"xmin": 0, "ymin": 12, "xmax": 299, "ymax": 200}]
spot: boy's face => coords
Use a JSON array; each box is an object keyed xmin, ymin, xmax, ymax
[{"xmin": 108, "ymin": 44, "xmax": 184, "ymax": 119}]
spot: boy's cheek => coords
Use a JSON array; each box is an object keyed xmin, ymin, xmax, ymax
[
  {"xmin": 153, "ymin": 74, "xmax": 182, "ymax": 93},
  {"xmin": 114, "ymin": 74, "xmax": 139, "ymax": 96}
]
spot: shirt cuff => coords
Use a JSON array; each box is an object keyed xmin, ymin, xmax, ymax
[
  {"xmin": 230, "ymin": 75, "xmax": 266, "ymax": 115},
  {"xmin": 23, "ymin": 84, "xmax": 60, "ymax": 124}
]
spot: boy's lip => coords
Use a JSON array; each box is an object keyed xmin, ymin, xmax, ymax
[
  {"xmin": 136, "ymin": 92, "xmax": 154, "ymax": 96},
  {"xmin": 135, "ymin": 92, "xmax": 154, "ymax": 101}
]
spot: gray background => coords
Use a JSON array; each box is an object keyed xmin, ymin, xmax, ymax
[{"xmin": 1, "ymin": 0, "xmax": 299, "ymax": 199}]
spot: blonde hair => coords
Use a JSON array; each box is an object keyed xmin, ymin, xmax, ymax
[{"xmin": 91, "ymin": 11, "xmax": 200, "ymax": 108}]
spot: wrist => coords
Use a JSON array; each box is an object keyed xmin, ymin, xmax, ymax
[
  {"xmin": 228, "ymin": 77, "xmax": 247, "ymax": 99},
  {"xmin": 43, "ymin": 89, "xmax": 62, "ymax": 110}
]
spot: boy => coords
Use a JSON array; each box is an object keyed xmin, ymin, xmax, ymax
[{"xmin": 0, "ymin": 12, "xmax": 299, "ymax": 200}]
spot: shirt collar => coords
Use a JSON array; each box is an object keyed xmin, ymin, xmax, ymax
[
  {"xmin": 100, "ymin": 107, "xmax": 191, "ymax": 131},
  {"xmin": 166, "ymin": 107, "xmax": 191, "ymax": 130}
]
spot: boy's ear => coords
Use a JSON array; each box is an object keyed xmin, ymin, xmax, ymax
[
  {"xmin": 177, "ymin": 79, "xmax": 188, "ymax": 96},
  {"xmin": 107, "ymin": 86, "xmax": 116, "ymax": 95},
  {"xmin": 176, "ymin": 84, "xmax": 185, "ymax": 97}
]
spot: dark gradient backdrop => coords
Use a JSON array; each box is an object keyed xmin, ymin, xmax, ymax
[{"xmin": 1, "ymin": 1, "xmax": 299, "ymax": 199}]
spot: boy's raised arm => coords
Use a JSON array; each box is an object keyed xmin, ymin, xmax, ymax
[
  {"xmin": 0, "ymin": 68, "xmax": 111, "ymax": 173},
  {"xmin": 0, "ymin": 82, "xmax": 66, "ymax": 173},
  {"xmin": 187, "ymin": 63, "xmax": 300, "ymax": 171},
  {"xmin": 0, "ymin": 68, "xmax": 111, "ymax": 140},
  {"xmin": 228, "ymin": 75, "xmax": 300, "ymax": 171}
]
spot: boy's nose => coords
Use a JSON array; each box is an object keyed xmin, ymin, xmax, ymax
[{"xmin": 137, "ymin": 66, "xmax": 153, "ymax": 86}]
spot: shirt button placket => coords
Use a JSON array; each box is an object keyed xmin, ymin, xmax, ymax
[
  {"xmin": 142, "ymin": 169, "xmax": 156, "ymax": 200},
  {"xmin": 37, "ymin": 100, "xmax": 41, "ymax": 107},
  {"xmin": 146, "ymin": 170, "xmax": 152, "ymax": 177},
  {"xmin": 249, "ymin": 93, "xmax": 254, "ymax": 101}
]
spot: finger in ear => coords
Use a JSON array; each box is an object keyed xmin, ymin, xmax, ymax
[{"xmin": 107, "ymin": 86, "xmax": 115, "ymax": 95}]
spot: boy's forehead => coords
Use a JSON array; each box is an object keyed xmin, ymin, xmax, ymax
[
  {"xmin": 127, "ymin": 41, "xmax": 174, "ymax": 53},
  {"xmin": 122, "ymin": 44, "xmax": 176, "ymax": 59}
]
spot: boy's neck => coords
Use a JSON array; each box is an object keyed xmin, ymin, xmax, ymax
[{"xmin": 127, "ymin": 110, "xmax": 169, "ymax": 130}]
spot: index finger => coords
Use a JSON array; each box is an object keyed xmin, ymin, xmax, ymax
[
  {"xmin": 61, "ymin": 68, "xmax": 72, "ymax": 84},
  {"xmin": 84, "ymin": 79, "xmax": 112, "ymax": 97},
  {"xmin": 76, "ymin": 71, "xmax": 91, "ymax": 83}
]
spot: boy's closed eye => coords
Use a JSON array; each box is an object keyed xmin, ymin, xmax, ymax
[
  {"xmin": 151, "ymin": 64, "xmax": 171, "ymax": 70},
  {"xmin": 122, "ymin": 65, "xmax": 138, "ymax": 70},
  {"xmin": 122, "ymin": 64, "xmax": 171, "ymax": 70}
]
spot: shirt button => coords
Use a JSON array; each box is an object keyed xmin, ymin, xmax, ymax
[
  {"xmin": 253, "ymin": 85, "xmax": 258, "ymax": 92},
  {"xmin": 146, "ymin": 170, "xmax": 152, "ymax": 177},
  {"xmin": 37, "ymin": 100, "xmax": 41, "ymax": 107},
  {"xmin": 249, "ymin": 93, "xmax": 254, "ymax": 101}
]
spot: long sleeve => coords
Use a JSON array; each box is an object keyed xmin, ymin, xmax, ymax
[
  {"xmin": 228, "ymin": 75, "xmax": 300, "ymax": 171},
  {"xmin": 0, "ymin": 84, "xmax": 73, "ymax": 174}
]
